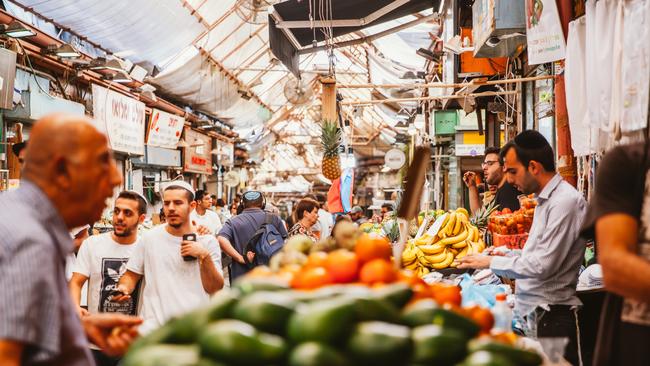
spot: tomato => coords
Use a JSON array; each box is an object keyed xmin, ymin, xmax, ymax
[
  {"xmin": 502, "ymin": 208, "xmax": 512, "ymax": 214},
  {"xmin": 359, "ymin": 259, "xmax": 397, "ymax": 285}
]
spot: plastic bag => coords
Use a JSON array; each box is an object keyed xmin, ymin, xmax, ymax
[{"xmin": 459, "ymin": 273, "xmax": 506, "ymax": 308}]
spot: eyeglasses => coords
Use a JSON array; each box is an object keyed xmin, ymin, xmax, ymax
[{"xmin": 481, "ymin": 160, "xmax": 499, "ymax": 168}]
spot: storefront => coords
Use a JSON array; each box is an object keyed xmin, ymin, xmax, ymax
[{"xmin": 2, "ymin": 66, "xmax": 85, "ymax": 186}]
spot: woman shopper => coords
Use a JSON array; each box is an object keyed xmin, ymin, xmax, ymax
[{"xmin": 288, "ymin": 198, "xmax": 320, "ymax": 242}]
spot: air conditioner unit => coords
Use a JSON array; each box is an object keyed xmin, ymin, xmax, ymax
[{"xmin": 472, "ymin": 0, "xmax": 526, "ymax": 58}]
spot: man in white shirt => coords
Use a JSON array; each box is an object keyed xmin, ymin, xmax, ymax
[
  {"xmin": 191, "ymin": 190, "xmax": 222, "ymax": 235},
  {"xmin": 115, "ymin": 182, "xmax": 224, "ymax": 334},
  {"xmin": 68, "ymin": 191, "xmax": 146, "ymax": 366}
]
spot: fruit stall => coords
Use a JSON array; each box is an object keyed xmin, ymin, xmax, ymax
[{"xmin": 122, "ymin": 231, "xmax": 545, "ymax": 366}]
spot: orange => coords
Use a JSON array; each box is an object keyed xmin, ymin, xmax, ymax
[
  {"xmin": 305, "ymin": 251, "xmax": 329, "ymax": 269},
  {"xmin": 291, "ymin": 266, "xmax": 333, "ymax": 290},
  {"xmin": 431, "ymin": 284, "xmax": 462, "ymax": 307},
  {"xmin": 277, "ymin": 264, "xmax": 302, "ymax": 283},
  {"xmin": 325, "ymin": 249, "xmax": 360, "ymax": 283},
  {"xmin": 359, "ymin": 258, "xmax": 397, "ymax": 285},
  {"xmin": 247, "ymin": 266, "xmax": 273, "ymax": 278},
  {"xmin": 355, "ymin": 234, "xmax": 392, "ymax": 263}
]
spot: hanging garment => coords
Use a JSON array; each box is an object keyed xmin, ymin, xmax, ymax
[
  {"xmin": 620, "ymin": 0, "xmax": 650, "ymax": 133},
  {"xmin": 606, "ymin": 0, "xmax": 625, "ymax": 137},
  {"xmin": 592, "ymin": 0, "xmax": 618, "ymax": 131},
  {"xmin": 565, "ymin": 16, "xmax": 593, "ymax": 156}
]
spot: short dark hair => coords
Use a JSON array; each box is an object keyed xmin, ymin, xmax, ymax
[
  {"xmin": 500, "ymin": 130, "xmax": 555, "ymax": 172},
  {"xmin": 381, "ymin": 203, "xmax": 394, "ymax": 211},
  {"xmin": 295, "ymin": 198, "xmax": 319, "ymax": 220},
  {"xmin": 195, "ymin": 190, "xmax": 208, "ymax": 202},
  {"xmin": 211, "ymin": 194, "xmax": 217, "ymax": 200},
  {"xmin": 484, "ymin": 146, "xmax": 503, "ymax": 165},
  {"xmin": 315, "ymin": 193, "xmax": 327, "ymax": 205},
  {"xmin": 216, "ymin": 198, "xmax": 226, "ymax": 207},
  {"xmin": 163, "ymin": 186, "xmax": 194, "ymax": 202},
  {"xmin": 117, "ymin": 191, "xmax": 147, "ymax": 215}
]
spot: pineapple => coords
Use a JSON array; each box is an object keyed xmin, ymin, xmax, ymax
[{"xmin": 320, "ymin": 120, "xmax": 342, "ymax": 180}]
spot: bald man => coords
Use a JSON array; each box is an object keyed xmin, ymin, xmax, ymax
[{"xmin": 0, "ymin": 114, "xmax": 142, "ymax": 366}]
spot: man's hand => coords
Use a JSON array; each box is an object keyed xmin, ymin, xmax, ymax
[
  {"xmin": 77, "ymin": 306, "xmax": 89, "ymax": 318},
  {"xmin": 463, "ymin": 171, "xmax": 477, "ymax": 188},
  {"xmin": 246, "ymin": 251, "xmax": 255, "ymax": 263},
  {"xmin": 196, "ymin": 225, "xmax": 211, "ymax": 236},
  {"xmin": 181, "ymin": 240, "xmax": 210, "ymax": 260},
  {"xmin": 457, "ymin": 255, "xmax": 492, "ymax": 269},
  {"xmin": 110, "ymin": 285, "xmax": 132, "ymax": 304},
  {"xmin": 81, "ymin": 313, "xmax": 142, "ymax": 357}
]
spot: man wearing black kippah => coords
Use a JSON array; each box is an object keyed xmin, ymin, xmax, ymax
[
  {"xmin": 459, "ymin": 130, "xmax": 587, "ymax": 365},
  {"xmin": 217, "ymin": 191, "xmax": 287, "ymax": 280}
]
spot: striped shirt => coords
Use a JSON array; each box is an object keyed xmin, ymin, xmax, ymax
[
  {"xmin": 491, "ymin": 174, "xmax": 587, "ymax": 317},
  {"xmin": 0, "ymin": 180, "xmax": 94, "ymax": 365}
]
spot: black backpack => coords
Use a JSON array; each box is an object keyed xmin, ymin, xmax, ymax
[{"xmin": 244, "ymin": 213, "xmax": 285, "ymax": 267}]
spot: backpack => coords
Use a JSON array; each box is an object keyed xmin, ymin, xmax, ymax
[{"xmin": 244, "ymin": 213, "xmax": 285, "ymax": 267}]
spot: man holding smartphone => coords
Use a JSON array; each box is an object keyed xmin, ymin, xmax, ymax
[{"xmin": 114, "ymin": 182, "xmax": 224, "ymax": 334}]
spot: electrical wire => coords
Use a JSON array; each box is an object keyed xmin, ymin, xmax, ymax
[{"xmin": 16, "ymin": 40, "xmax": 55, "ymax": 100}]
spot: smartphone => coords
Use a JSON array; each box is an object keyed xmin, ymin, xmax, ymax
[{"xmin": 182, "ymin": 233, "xmax": 197, "ymax": 261}]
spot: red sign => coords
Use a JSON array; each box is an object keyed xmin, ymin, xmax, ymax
[{"xmin": 183, "ymin": 127, "xmax": 212, "ymax": 174}]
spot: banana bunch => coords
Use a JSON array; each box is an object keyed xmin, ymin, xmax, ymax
[{"xmin": 401, "ymin": 208, "xmax": 487, "ymax": 275}]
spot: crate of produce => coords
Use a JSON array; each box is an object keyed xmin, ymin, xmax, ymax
[{"xmin": 492, "ymin": 232, "xmax": 529, "ymax": 249}]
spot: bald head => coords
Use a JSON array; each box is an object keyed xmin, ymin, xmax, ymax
[
  {"xmin": 23, "ymin": 114, "xmax": 122, "ymax": 229},
  {"xmin": 23, "ymin": 114, "xmax": 104, "ymax": 178}
]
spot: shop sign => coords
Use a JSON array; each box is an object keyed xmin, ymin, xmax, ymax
[
  {"xmin": 385, "ymin": 148, "xmax": 406, "ymax": 169},
  {"xmin": 183, "ymin": 128, "xmax": 212, "ymax": 174},
  {"xmin": 92, "ymin": 84, "xmax": 145, "ymax": 155},
  {"xmin": 147, "ymin": 108, "xmax": 184, "ymax": 148},
  {"xmin": 215, "ymin": 139, "xmax": 235, "ymax": 167},
  {"xmin": 434, "ymin": 110, "xmax": 459, "ymax": 135},
  {"xmin": 525, "ymin": 0, "xmax": 566, "ymax": 65},
  {"xmin": 131, "ymin": 145, "xmax": 181, "ymax": 167},
  {"xmin": 456, "ymin": 144, "xmax": 485, "ymax": 157}
]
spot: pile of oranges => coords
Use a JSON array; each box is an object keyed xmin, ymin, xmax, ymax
[{"xmin": 289, "ymin": 233, "xmax": 396, "ymax": 290}]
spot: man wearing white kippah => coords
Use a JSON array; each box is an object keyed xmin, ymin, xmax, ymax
[{"xmin": 114, "ymin": 182, "xmax": 224, "ymax": 334}]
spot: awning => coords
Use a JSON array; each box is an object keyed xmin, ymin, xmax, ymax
[{"xmin": 269, "ymin": 0, "xmax": 438, "ymax": 76}]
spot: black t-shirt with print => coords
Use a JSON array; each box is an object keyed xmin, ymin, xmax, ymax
[
  {"xmin": 494, "ymin": 181, "xmax": 522, "ymax": 212},
  {"xmin": 582, "ymin": 143, "xmax": 650, "ymax": 365}
]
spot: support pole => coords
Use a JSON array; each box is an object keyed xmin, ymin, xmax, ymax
[
  {"xmin": 321, "ymin": 77, "xmax": 337, "ymax": 122},
  {"xmin": 555, "ymin": 0, "xmax": 577, "ymax": 186}
]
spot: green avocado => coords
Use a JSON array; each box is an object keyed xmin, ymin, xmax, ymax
[
  {"xmin": 430, "ymin": 308, "xmax": 481, "ymax": 338},
  {"xmin": 351, "ymin": 294, "xmax": 401, "ymax": 323},
  {"xmin": 372, "ymin": 282, "xmax": 414, "ymax": 309},
  {"xmin": 199, "ymin": 319, "xmax": 287, "ymax": 365},
  {"xmin": 287, "ymin": 297, "xmax": 356, "ymax": 345},
  {"xmin": 411, "ymin": 324, "xmax": 467, "ymax": 364},
  {"xmin": 458, "ymin": 350, "xmax": 516, "ymax": 366},
  {"xmin": 121, "ymin": 344, "xmax": 199, "ymax": 366},
  {"xmin": 206, "ymin": 290, "xmax": 240, "ymax": 321},
  {"xmin": 467, "ymin": 338, "xmax": 543, "ymax": 366},
  {"xmin": 346, "ymin": 321, "xmax": 412, "ymax": 366},
  {"xmin": 232, "ymin": 291, "xmax": 297, "ymax": 335},
  {"xmin": 288, "ymin": 342, "xmax": 350, "ymax": 366},
  {"xmin": 400, "ymin": 299, "xmax": 439, "ymax": 327}
]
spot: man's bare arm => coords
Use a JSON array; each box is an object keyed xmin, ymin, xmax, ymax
[
  {"xmin": 597, "ymin": 213, "xmax": 650, "ymax": 303},
  {"xmin": 113, "ymin": 270, "xmax": 143, "ymax": 303},
  {"xmin": 68, "ymin": 273, "xmax": 89, "ymax": 316},
  {"xmin": 217, "ymin": 236, "xmax": 245, "ymax": 264},
  {"xmin": 198, "ymin": 254, "xmax": 224, "ymax": 294}
]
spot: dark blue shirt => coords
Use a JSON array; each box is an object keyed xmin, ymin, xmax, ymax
[{"xmin": 218, "ymin": 208, "xmax": 287, "ymax": 279}]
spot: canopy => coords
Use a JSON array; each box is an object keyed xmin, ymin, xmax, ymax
[{"xmin": 269, "ymin": 0, "xmax": 438, "ymax": 76}]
